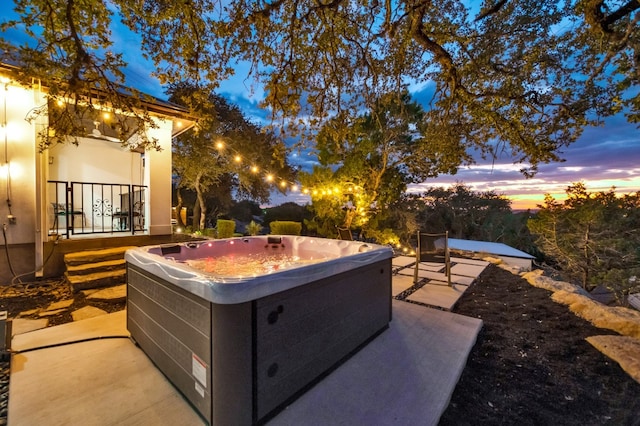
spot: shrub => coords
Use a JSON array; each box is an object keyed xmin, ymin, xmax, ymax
[
  {"xmin": 270, "ymin": 221, "xmax": 302, "ymax": 235},
  {"xmin": 246, "ymin": 220, "xmax": 262, "ymax": 236},
  {"xmin": 216, "ymin": 219, "xmax": 236, "ymax": 238}
]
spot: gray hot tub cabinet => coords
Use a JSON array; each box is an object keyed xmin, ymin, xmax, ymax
[{"xmin": 126, "ymin": 259, "xmax": 392, "ymax": 425}]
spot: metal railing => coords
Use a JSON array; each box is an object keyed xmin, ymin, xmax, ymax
[{"xmin": 47, "ymin": 180, "xmax": 147, "ymax": 238}]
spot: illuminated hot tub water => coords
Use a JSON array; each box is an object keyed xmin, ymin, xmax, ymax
[{"xmin": 125, "ymin": 235, "xmax": 393, "ymax": 425}]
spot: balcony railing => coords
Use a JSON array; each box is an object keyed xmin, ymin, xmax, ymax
[{"xmin": 48, "ymin": 180, "xmax": 147, "ymax": 238}]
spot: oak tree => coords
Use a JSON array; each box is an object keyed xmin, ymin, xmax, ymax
[
  {"xmin": 528, "ymin": 182, "xmax": 640, "ymax": 302},
  {"xmin": 170, "ymin": 85, "xmax": 293, "ymax": 230},
  {"xmin": 2, "ymin": 1, "xmax": 638, "ymax": 170}
]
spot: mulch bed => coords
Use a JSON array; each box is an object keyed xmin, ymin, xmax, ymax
[{"xmin": 439, "ymin": 264, "xmax": 640, "ymax": 425}]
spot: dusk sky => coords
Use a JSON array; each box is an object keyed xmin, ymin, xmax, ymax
[
  {"xmin": 212, "ymin": 68, "xmax": 640, "ymax": 210},
  {"xmin": 3, "ymin": 11, "xmax": 639, "ymax": 210}
]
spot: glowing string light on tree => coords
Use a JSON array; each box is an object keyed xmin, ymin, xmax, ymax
[{"xmin": 202, "ymin": 135, "xmax": 382, "ymax": 198}]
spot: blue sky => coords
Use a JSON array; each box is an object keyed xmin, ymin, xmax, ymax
[{"xmin": 3, "ymin": 9, "xmax": 639, "ymax": 210}]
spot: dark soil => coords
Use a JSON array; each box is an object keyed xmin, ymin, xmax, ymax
[{"xmin": 439, "ymin": 264, "xmax": 640, "ymax": 426}]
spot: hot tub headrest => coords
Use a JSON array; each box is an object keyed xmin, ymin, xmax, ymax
[
  {"xmin": 267, "ymin": 236, "xmax": 282, "ymax": 244},
  {"xmin": 160, "ymin": 245, "xmax": 182, "ymax": 255}
]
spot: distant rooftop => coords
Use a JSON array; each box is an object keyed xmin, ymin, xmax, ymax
[{"xmin": 448, "ymin": 238, "xmax": 535, "ymax": 260}]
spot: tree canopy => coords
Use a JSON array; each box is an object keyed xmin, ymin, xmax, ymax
[
  {"xmin": 300, "ymin": 91, "xmax": 443, "ymax": 239},
  {"xmin": 170, "ymin": 85, "xmax": 294, "ymax": 230},
  {"xmin": 528, "ymin": 182, "xmax": 640, "ymax": 302},
  {"xmin": 2, "ymin": 1, "xmax": 638, "ymax": 170}
]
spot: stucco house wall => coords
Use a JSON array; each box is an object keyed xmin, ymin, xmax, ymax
[{"xmin": 0, "ymin": 70, "xmax": 193, "ymax": 284}]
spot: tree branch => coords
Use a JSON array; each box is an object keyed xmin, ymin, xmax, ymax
[
  {"xmin": 475, "ymin": 0, "xmax": 509, "ymax": 22},
  {"xmin": 584, "ymin": 0, "xmax": 640, "ymax": 33},
  {"xmin": 604, "ymin": 0, "xmax": 640, "ymax": 29},
  {"xmin": 410, "ymin": 8, "xmax": 458, "ymax": 95}
]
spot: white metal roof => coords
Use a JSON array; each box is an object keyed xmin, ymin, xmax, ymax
[{"xmin": 447, "ymin": 238, "xmax": 535, "ymax": 259}]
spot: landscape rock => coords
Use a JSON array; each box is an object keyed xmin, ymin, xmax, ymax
[
  {"xmin": 521, "ymin": 270, "xmax": 588, "ymax": 295},
  {"xmin": 71, "ymin": 306, "xmax": 108, "ymax": 321},
  {"xmin": 38, "ymin": 309, "xmax": 67, "ymax": 317},
  {"xmin": 11, "ymin": 318, "xmax": 48, "ymax": 336},
  {"xmin": 587, "ymin": 335, "xmax": 640, "ymax": 385},
  {"xmin": 45, "ymin": 299, "xmax": 75, "ymax": 311},
  {"xmin": 86, "ymin": 285, "xmax": 126, "ymax": 303},
  {"xmin": 552, "ymin": 290, "xmax": 640, "ymax": 339}
]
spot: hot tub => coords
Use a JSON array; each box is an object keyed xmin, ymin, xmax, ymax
[{"xmin": 125, "ymin": 235, "xmax": 393, "ymax": 425}]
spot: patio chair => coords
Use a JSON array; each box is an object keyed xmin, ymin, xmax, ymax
[
  {"xmin": 112, "ymin": 207, "xmax": 129, "ymax": 230},
  {"xmin": 413, "ymin": 231, "xmax": 452, "ymax": 286},
  {"xmin": 51, "ymin": 203, "xmax": 85, "ymax": 232},
  {"xmin": 337, "ymin": 227, "xmax": 353, "ymax": 241},
  {"xmin": 132, "ymin": 201, "xmax": 145, "ymax": 230}
]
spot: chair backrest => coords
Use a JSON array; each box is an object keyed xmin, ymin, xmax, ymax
[
  {"xmin": 133, "ymin": 201, "xmax": 144, "ymax": 213},
  {"xmin": 416, "ymin": 231, "xmax": 448, "ymax": 263},
  {"xmin": 337, "ymin": 227, "xmax": 353, "ymax": 241}
]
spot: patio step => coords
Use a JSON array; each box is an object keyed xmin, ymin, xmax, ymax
[
  {"xmin": 66, "ymin": 259, "xmax": 126, "ymax": 276},
  {"xmin": 64, "ymin": 246, "xmax": 137, "ymax": 266},
  {"xmin": 65, "ymin": 270, "xmax": 127, "ymax": 292},
  {"xmin": 63, "ymin": 246, "xmax": 136, "ymax": 292}
]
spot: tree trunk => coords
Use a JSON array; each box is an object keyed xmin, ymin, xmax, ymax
[
  {"xmin": 582, "ymin": 223, "xmax": 591, "ymax": 289},
  {"xmin": 343, "ymin": 208, "xmax": 356, "ymax": 228},
  {"xmin": 192, "ymin": 198, "xmax": 201, "ymax": 230},
  {"xmin": 176, "ymin": 187, "xmax": 186, "ymax": 228},
  {"xmin": 194, "ymin": 173, "xmax": 207, "ymax": 231}
]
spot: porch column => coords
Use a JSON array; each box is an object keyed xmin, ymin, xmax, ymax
[{"xmin": 144, "ymin": 117, "xmax": 173, "ymax": 235}]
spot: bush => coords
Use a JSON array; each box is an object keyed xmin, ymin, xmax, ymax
[
  {"xmin": 263, "ymin": 202, "xmax": 310, "ymax": 225},
  {"xmin": 246, "ymin": 220, "xmax": 263, "ymax": 236},
  {"xmin": 216, "ymin": 219, "xmax": 236, "ymax": 238},
  {"xmin": 270, "ymin": 221, "xmax": 302, "ymax": 235}
]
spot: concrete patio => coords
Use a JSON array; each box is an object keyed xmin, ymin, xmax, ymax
[{"xmin": 8, "ymin": 256, "xmax": 488, "ymax": 426}]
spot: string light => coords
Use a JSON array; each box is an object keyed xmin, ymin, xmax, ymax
[
  {"xmin": 182, "ymin": 136, "xmax": 378, "ymax": 204},
  {"xmin": 189, "ymin": 138, "xmax": 419, "ymax": 250}
]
